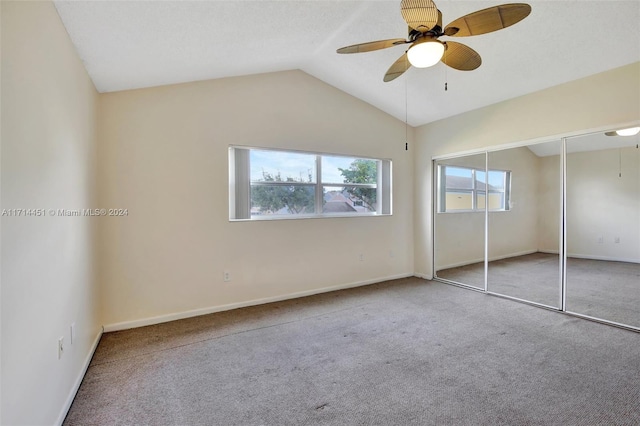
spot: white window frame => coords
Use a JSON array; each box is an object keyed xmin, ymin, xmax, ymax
[
  {"xmin": 229, "ymin": 146, "xmax": 392, "ymax": 221},
  {"xmin": 437, "ymin": 165, "xmax": 511, "ymax": 213}
]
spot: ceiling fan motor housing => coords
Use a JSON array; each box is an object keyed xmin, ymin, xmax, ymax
[
  {"xmin": 336, "ymin": 1, "xmax": 532, "ymax": 81},
  {"xmin": 407, "ymin": 36, "xmax": 445, "ymax": 68}
]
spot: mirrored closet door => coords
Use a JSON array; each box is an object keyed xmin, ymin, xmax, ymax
[
  {"xmin": 487, "ymin": 141, "xmax": 562, "ymax": 308},
  {"xmin": 434, "ymin": 153, "xmax": 487, "ymax": 290},
  {"xmin": 433, "ymin": 129, "xmax": 639, "ymax": 331},
  {"xmin": 565, "ymin": 133, "xmax": 640, "ymax": 328}
]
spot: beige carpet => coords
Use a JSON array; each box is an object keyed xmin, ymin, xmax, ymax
[
  {"xmin": 437, "ymin": 253, "xmax": 640, "ymax": 328},
  {"xmin": 64, "ymin": 278, "xmax": 640, "ymax": 425}
]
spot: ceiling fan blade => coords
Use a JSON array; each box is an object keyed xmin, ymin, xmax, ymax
[
  {"xmin": 441, "ymin": 42, "xmax": 481, "ymax": 71},
  {"xmin": 604, "ymin": 131, "xmax": 618, "ymax": 136},
  {"xmin": 384, "ymin": 53, "xmax": 411, "ymax": 82},
  {"xmin": 337, "ymin": 38, "xmax": 409, "ymax": 54},
  {"xmin": 401, "ymin": 0, "xmax": 439, "ymax": 32},
  {"xmin": 444, "ymin": 3, "xmax": 532, "ymax": 37}
]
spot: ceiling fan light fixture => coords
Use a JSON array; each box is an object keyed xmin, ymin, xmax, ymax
[
  {"xmin": 407, "ymin": 40, "xmax": 445, "ymax": 68},
  {"xmin": 615, "ymin": 127, "xmax": 640, "ymax": 137}
]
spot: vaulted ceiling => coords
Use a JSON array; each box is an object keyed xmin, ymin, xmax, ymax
[{"xmin": 53, "ymin": 1, "xmax": 640, "ymax": 127}]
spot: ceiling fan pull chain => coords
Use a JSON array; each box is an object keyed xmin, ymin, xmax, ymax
[
  {"xmin": 405, "ymin": 70, "xmax": 409, "ymax": 151},
  {"xmin": 619, "ymin": 149, "xmax": 622, "ymax": 177},
  {"xmin": 444, "ymin": 44, "xmax": 448, "ymax": 91}
]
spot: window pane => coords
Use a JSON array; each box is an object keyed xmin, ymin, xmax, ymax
[
  {"xmin": 488, "ymin": 171, "xmax": 505, "ymax": 190},
  {"xmin": 322, "ymin": 156, "xmax": 377, "ymax": 185},
  {"xmin": 445, "ymin": 191, "xmax": 473, "ymax": 211},
  {"xmin": 250, "ymin": 184, "xmax": 315, "ymax": 216},
  {"xmin": 445, "ymin": 167, "xmax": 473, "ymax": 189},
  {"xmin": 230, "ymin": 147, "xmax": 391, "ymax": 220},
  {"xmin": 323, "ymin": 186, "xmax": 377, "ymax": 213},
  {"xmin": 479, "ymin": 191, "xmax": 506, "ymax": 210},
  {"xmin": 488, "ymin": 193, "xmax": 504, "ymax": 210},
  {"xmin": 477, "ymin": 191, "xmax": 486, "ymax": 210},
  {"xmin": 250, "ymin": 150, "xmax": 316, "ymax": 183},
  {"xmin": 476, "ymin": 170, "xmax": 486, "ymax": 191}
]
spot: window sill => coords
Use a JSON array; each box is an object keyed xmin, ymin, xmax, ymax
[
  {"xmin": 230, "ymin": 212, "xmax": 391, "ymax": 222},
  {"xmin": 437, "ymin": 209, "xmax": 510, "ymax": 214}
]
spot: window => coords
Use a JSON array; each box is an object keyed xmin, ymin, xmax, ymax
[
  {"xmin": 229, "ymin": 147, "xmax": 392, "ymax": 220},
  {"xmin": 437, "ymin": 165, "xmax": 510, "ymax": 213}
]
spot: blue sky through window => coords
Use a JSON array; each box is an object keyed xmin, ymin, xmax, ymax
[
  {"xmin": 250, "ymin": 150, "xmax": 316, "ymax": 182},
  {"xmin": 322, "ymin": 155, "xmax": 362, "ymax": 184},
  {"xmin": 250, "ymin": 150, "xmax": 366, "ymax": 184}
]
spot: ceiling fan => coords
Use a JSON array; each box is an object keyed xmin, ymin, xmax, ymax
[{"xmin": 337, "ymin": 0, "xmax": 531, "ymax": 82}]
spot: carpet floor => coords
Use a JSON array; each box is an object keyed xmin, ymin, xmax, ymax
[
  {"xmin": 64, "ymin": 278, "xmax": 640, "ymax": 425},
  {"xmin": 436, "ymin": 253, "xmax": 640, "ymax": 328}
]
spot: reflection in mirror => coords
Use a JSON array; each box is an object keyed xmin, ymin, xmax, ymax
[
  {"xmin": 434, "ymin": 153, "xmax": 487, "ymax": 289},
  {"xmin": 486, "ymin": 141, "xmax": 561, "ymax": 308},
  {"xmin": 566, "ymin": 132, "xmax": 640, "ymax": 328}
]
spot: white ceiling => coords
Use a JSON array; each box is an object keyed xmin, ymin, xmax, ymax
[{"xmin": 53, "ymin": 0, "xmax": 640, "ymax": 127}]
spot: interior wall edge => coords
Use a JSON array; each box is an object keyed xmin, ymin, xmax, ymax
[
  {"xmin": 413, "ymin": 272, "xmax": 433, "ymax": 280},
  {"xmin": 103, "ymin": 272, "xmax": 414, "ymax": 333},
  {"xmin": 55, "ymin": 329, "xmax": 103, "ymax": 426}
]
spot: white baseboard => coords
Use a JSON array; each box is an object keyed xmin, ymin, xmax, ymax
[
  {"xmin": 436, "ymin": 249, "xmax": 539, "ymax": 270},
  {"xmin": 103, "ymin": 273, "xmax": 414, "ymax": 332},
  {"xmin": 567, "ymin": 253, "xmax": 640, "ymax": 264},
  {"xmin": 56, "ymin": 327, "xmax": 103, "ymax": 426},
  {"xmin": 538, "ymin": 249, "xmax": 559, "ymax": 255},
  {"xmin": 436, "ymin": 257, "xmax": 484, "ymax": 271},
  {"xmin": 537, "ymin": 249, "xmax": 639, "ymax": 264},
  {"xmin": 501, "ymin": 249, "xmax": 639, "ymax": 264},
  {"xmin": 413, "ymin": 272, "xmax": 433, "ymax": 280},
  {"xmin": 435, "ymin": 250, "xmax": 640, "ymax": 273}
]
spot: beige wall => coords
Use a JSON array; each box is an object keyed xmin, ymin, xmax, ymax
[
  {"xmin": 434, "ymin": 147, "xmax": 548, "ymax": 270},
  {"xmin": 566, "ymin": 145, "xmax": 640, "ymax": 262},
  {"xmin": 416, "ymin": 62, "xmax": 640, "ymax": 278},
  {"xmin": 536, "ymin": 154, "xmax": 562, "ymax": 253},
  {"xmin": 487, "ymin": 147, "xmax": 541, "ymax": 260},
  {"xmin": 1, "ymin": 2, "xmax": 101, "ymax": 425},
  {"xmin": 98, "ymin": 70, "xmax": 415, "ymax": 329},
  {"xmin": 538, "ymin": 145, "xmax": 640, "ymax": 261}
]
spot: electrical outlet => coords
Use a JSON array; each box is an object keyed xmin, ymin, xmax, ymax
[
  {"xmin": 359, "ymin": 253, "xmax": 364, "ymax": 262},
  {"xmin": 614, "ymin": 237, "xmax": 620, "ymax": 243},
  {"xmin": 70, "ymin": 322, "xmax": 76, "ymax": 345},
  {"xmin": 389, "ymin": 250, "xmax": 395, "ymax": 258},
  {"xmin": 223, "ymin": 271, "xmax": 231, "ymax": 282},
  {"xmin": 597, "ymin": 236, "xmax": 604, "ymax": 244},
  {"xmin": 58, "ymin": 337, "xmax": 64, "ymax": 360}
]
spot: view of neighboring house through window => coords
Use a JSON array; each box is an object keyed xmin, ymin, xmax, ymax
[
  {"xmin": 321, "ymin": 155, "xmax": 378, "ymax": 214},
  {"xmin": 437, "ymin": 165, "xmax": 510, "ymax": 213},
  {"xmin": 229, "ymin": 147, "xmax": 391, "ymax": 220}
]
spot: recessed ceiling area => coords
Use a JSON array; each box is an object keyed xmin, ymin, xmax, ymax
[{"xmin": 53, "ymin": 1, "xmax": 640, "ymax": 127}]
